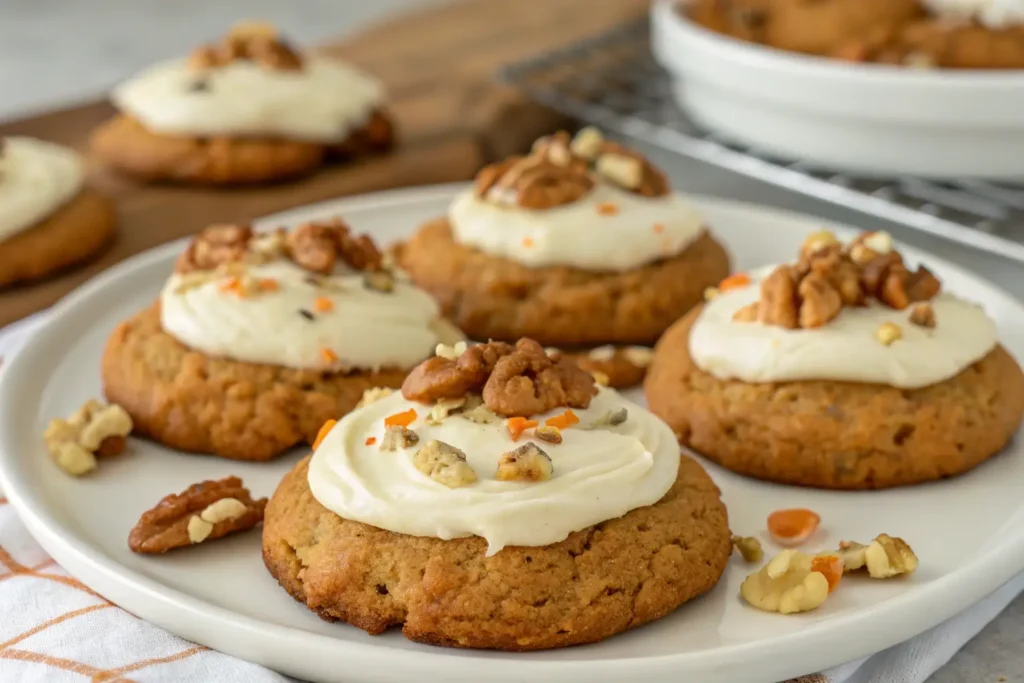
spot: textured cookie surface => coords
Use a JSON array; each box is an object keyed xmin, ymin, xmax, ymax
[
  {"xmin": 101, "ymin": 305, "xmax": 407, "ymax": 461},
  {"xmin": 262, "ymin": 454, "xmax": 731, "ymax": 650},
  {"xmin": 645, "ymin": 306, "xmax": 1024, "ymax": 489},
  {"xmin": 89, "ymin": 110, "xmax": 394, "ymax": 185},
  {"xmin": 397, "ymin": 217, "xmax": 730, "ymax": 346},
  {"xmin": 0, "ymin": 188, "xmax": 116, "ymax": 288}
]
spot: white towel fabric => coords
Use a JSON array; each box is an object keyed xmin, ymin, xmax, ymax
[{"xmin": 0, "ymin": 311, "xmax": 1020, "ymax": 683}]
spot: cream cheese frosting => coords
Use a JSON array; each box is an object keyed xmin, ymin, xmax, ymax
[
  {"xmin": 448, "ymin": 185, "xmax": 704, "ymax": 271},
  {"xmin": 0, "ymin": 137, "xmax": 84, "ymax": 244},
  {"xmin": 307, "ymin": 387, "xmax": 680, "ymax": 555},
  {"xmin": 689, "ymin": 268, "xmax": 997, "ymax": 389},
  {"xmin": 160, "ymin": 260, "xmax": 446, "ymax": 371},
  {"xmin": 112, "ymin": 57, "xmax": 383, "ymax": 142},
  {"xmin": 921, "ymin": 0, "xmax": 1024, "ymax": 28}
]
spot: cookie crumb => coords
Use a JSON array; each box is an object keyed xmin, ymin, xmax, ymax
[{"xmin": 496, "ymin": 442, "xmax": 553, "ymax": 482}]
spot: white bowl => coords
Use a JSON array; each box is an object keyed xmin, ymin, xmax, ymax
[{"xmin": 650, "ymin": 0, "xmax": 1024, "ymax": 180}]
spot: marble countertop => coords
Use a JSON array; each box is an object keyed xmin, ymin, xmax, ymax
[{"xmin": 1, "ymin": 1, "xmax": 1021, "ymax": 681}]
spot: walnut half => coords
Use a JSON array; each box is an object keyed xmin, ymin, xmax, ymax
[
  {"xmin": 44, "ymin": 399, "xmax": 133, "ymax": 476},
  {"xmin": 128, "ymin": 477, "xmax": 267, "ymax": 554},
  {"xmin": 740, "ymin": 549, "xmax": 830, "ymax": 615}
]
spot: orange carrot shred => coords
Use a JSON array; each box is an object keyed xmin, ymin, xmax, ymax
[
  {"xmin": 767, "ymin": 508, "xmax": 821, "ymax": 547},
  {"xmin": 321, "ymin": 348, "xmax": 338, "ymax": 364},
  {"xmin": 312, "ymin": 419, "xmax": 336, "ymax": 449},
  {"xmin": 218, "ymin": 277, "xmax": 242, "ymax": 293},
  {"xmin": 365, "ymin": 436, "xmax": 377, "ymax": 446},
  {"xmin": 506, "ymin": 417, "xmax": 539, "ymax": 441},
  {"xmin": 314, "ymin": 296, "xmax": 334, "ymax": 313},
  {"xmin": 652, "ymin": 223, "xmax": 665, "ymax": 234},
  {"xmin": 719, "ymin": 273, "xmax": 751, "ymax": 292},
  {"xmin": 384, "ymin": 409, "xmax": 417, "ymax": 428},
  {"xmin": 596, "ymin": 202, "xmax": 619, "ymax": 216},
  {"xmin": 811, "ymin": 554, "xmax": 843, "ymax": 593},
  {"xmin": 522, "ymin": 237, "xmax": 535, "ymax": 248},
  {"xmin": 258, "ymin": 278, "xmax": 279, "ymax": 292},
  {"xmin": 545, "ymin": 410, "xmax": 579, "ymax": 430}
]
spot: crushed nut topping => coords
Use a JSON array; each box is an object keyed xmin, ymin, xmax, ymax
[
  {"xmin": 826, "ymin": 535, "xmax": 918, "ymax": 578},
  {"xmin": 380, "ymin": 425, "xmax": 419, "ymax": 451},
  {"xmin": 44, "ymin": 400, "xmax": 133, "ymax": 476},
  {"xmin": 732, "ymin": 535, "xmax": 764, "ymax": 563},
  {"xmin": 876, "ymin": 321, "xmax": 903, "ymax": 346},
  {"xmin": 534, "ymin": 425, "xmax": 563, "ymax": 444},
  {"xmin": 435, "ymin": 341, "xmax": 469, "ymax": 360},
  {"xmin": 363, "ymin": 270, "xmax": 395, "ymax": 294},
  {"xmin": 175, "ymin": 219, "xmax": 384, "ymax": 277},
  {"xmin": 495, "ymin": 442, "xmax": 553, "ymax": 482},
  {"xmin": 402, "ymin": 338, "xmax": 596, "ymax": 418},
  {"xmin": 426, "ymin": 396, "xmax": 469, "ymax": 425},
  {"xmin": 473, "ymin": 128, "xmax": 670, "ymax": 210},
  {"xmin": 355, "ymin": 387, "xmax": 394, "ymax": 409},
  {"xmin": 413, "ymin": 440, "xmax": 477, "ymax": 488},
  {"xmin": 733, "ymin": 230, "xmax": 942, "ymax": 330},
  {"xmin": 189, "ymin": 21, "xmax": 303, "ymax": 72},
  {"xmin": 584, "ymin": 407, "xmax": 628, "ymax": 430},
  {"xmin": 909, "ymin": 302, "xmax": 936, "ymax": 328},
  {"xmin": 741, "ymin": 549, "xmax": 830, "ymax": 615},
  {"xmin": 128, "ymin": 477, "xmax": 266, "ymax": 554}
]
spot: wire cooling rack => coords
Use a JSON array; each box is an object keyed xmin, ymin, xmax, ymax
[{"xmin": 497, "ymin": 21, "xmax": 1024, "ymax": 264}]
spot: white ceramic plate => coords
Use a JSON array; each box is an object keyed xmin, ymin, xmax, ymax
[
  {"xmin": 651, "ymin": 0, "xmax": 1024, "ymax": 179},
  {"xmin": 2, "ymin": 184, "xmax": 1023, "ymax": 683}
]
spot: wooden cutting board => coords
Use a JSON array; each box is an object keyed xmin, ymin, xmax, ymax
[{"xmin": 0, "ymin": 0, "xmax": 645, "ymax": 326}]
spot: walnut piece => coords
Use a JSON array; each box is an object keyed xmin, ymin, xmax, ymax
[
  {"xmin": 482, "ymin": 339, "xmax": 597, "ymax": 417},
  {"xmin": 909, "ymin": 302, "xmax": 936, "ymax": 328},
  {"xmin": 834, "ymin": 540, "xmax": 868, "ymax": 572},
  {"xmin": 380, "ymin": 425, "xmax": 419, "ymax": 451},
  {"xmin": 495, "ymin": 442, "xmax": 553, "ymax": 482},
  {"xmin": 363, "ymin": 270, "xmax": 395, "ymax": 293},
  {"xmin": 175, "ymin": 223, "xmax": 253, "ymax": 274},
  {"xmin": 876, "ymin": 322, "xmax": 902, "ymax": 346},
  {"xmin": 474, "ymin": 150, "xmax": 594, "ymax": 210},
  {"xmin": 128, "ymin": 477, "xmax": 267, "ymax": 554},
  {"xmin": 402, "ymin": 341, "xmax": 514, "ymax": 403},
  {"xmin": 864, "ymin": 534, "xmax": 918, "ymax": 578},
  {"xmin": 732, "ymin": 535, "xmax": 764, "ymax": 563},
  {"xmin": 44, "ymin": 400, "xmax": 133, "ymax": 476},
  {"xmin": 426, "ymin": 396, "xmax": 469, "ymax": 425},
  {"xmin": 584, "ymin": 408, "xmax": 628, "ymax": 430},
  {"xmin": 413, "ymin": 440, "xmax": 477, "ymax": 488},
  {"xmin": 286, "ymin": 219, "xmax": 383, "ymax": 275},
  {"xmin": 435, "ymin": 341, "xmax": 469, "ymax": 360},
  {"xmin": 189, "ymin": 21, "xmax": 303, "ymax": 71},
  {"xmin": 740, "ymin": 549, "xmax": 830, "ymax": 615},
  {"xmin": 534, "ymin": 425, "xmax": 563, "ymax": 444}
]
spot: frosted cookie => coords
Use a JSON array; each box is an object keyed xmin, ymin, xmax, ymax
[
  {"xmin": 396, "ymin": 128, "xmax": 730, "ymax": 387},
  {"xmin": 645, "ymin": 229, "xmax": 1024, "ymax": 489},
  {"xmin": 262, "ymin": 338, "xmax": 731, "ymax": 649},
  {"xmin": 90, "ymin": 21, "xmax": 394, "ymax": 185},
  {"xmin": 0, "ymin": 137, "xmax": 115, "ymax": 287},
  {"xmin": 102, "ymin": 220, "xmax": 461, "ymax": 461}
]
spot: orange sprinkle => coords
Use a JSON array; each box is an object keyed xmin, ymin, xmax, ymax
[
  {"xmin": 218, "ymin": 276, "xmax": 244, "ymax": 295},
  {"xmin": 321, "ymin": 348, "xmax": 338, "ymax": 364},
  {"xmin": 596, "ymin": 202, "xmax": 619, "ymax": 216},
  {"xmin": 545, "ymin": 410, "xmax": 579, "ymax": 430},
  {"xmin": 384, "ymin": 408, "xmax": 417, "ymax": 428},
  {"xmin": 719, "ymin": 273, "xmax": 751, "ymax": 292},
  {"xmin": 767, "ymin": 508, "xmax": 821, "ymax": 547},
  {"xmin": 312, "ymin": 419, "xmax": 336, "ymax": 449},
  {"xmin": 506, "ymin": 417, "xmax": 539, "ymax": 441},
  {"xmin": 314, "ymin": 296, "xmax": 334, "ymax": 313},
  {"xmin": 811, "ymin": 554, "xmax": 843, "ymax": 593},
  {"xmin": 522, "ymin": 237, "xmax": 535, "ymax": 248},
  {"xmin": 652, "ymin": 223, "xmax": 665, "ymax": 234},
  {"xmin": 365, "ymin": 436, "xmax": 377, "ymax": 446},
  {"xmin": 257, "ymin": 278, "xmax": 279, "ymax": 292}
]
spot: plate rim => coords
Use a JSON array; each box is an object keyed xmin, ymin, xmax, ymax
[{"xmin": 2, "ymin": 182, "xmax": 1023, "ymax": 683}]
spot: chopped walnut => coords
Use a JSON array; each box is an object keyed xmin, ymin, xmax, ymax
[
  {"xmin": 534, "ymin": 425, "xmax": 563, "ymax": 444},
  {"xmin": 128, "ymin": 477, "xmax": 267, "ymax": 554},
  {"xmin": 286, "ymin": 219, "xmax": 383, "ymax": 275},
  {"xmin": 622, "ymin": 346, "xmax": 654, "ymax": 368},
  {"xmin": 175, "ymin": 223, "xmax": 253, "ymax": 274},
  {"xmin": 496, "ymin": 442, "xmax": 553, "ymax": 482},
  {"xmin": 801, "ymin": 229, "xmax": 839, "ymax": 258},
  {"xmin": 435, "ymin": 341, "xmax": 469, "ymax": 360},
  {"xmin": 740, "ymin": 549, "xmax": 830, "ymax": 615},
  {"xmin": 864, "ymin": 534, "xmax": 918, "ymax": 578},
  {"xmin": 876, "ymin": 322, "xmax": 902, "ymax": 346},
  {"xmin": 909, "ymin": 302, "xmax": 936, "ymax": 328},
  {"xmin": 588, "ymin": 346, "xmax": 616, "ymax": 362},
  {"xmin": 355, "ymin": 387, "xmax": 394, "ymax": 409},
  {"xmin": 569, "ymin": 126, "xmax": 604, "ymax": 160},
  {"xmin": 413, "ymin": 440, "xmax": 477, "ymax": 488},
  {"xmin": 460, "ymin": 398, "xmax": 499, "ymax": 424},
  {"xmin": 797, "ymin": 272, "xmax": 844, "ymax": 329},
  {"xmin": 189, "ymin": 21, "xmax": 303, "ymax": 71},
  {"xmin": 584, "ymin": 408, "xmax": 628, "ymax": 430},
  {"xmin": 380, "ymin": 425, "xmax": 419, "ymax": 451},
  {"xmin": 44, "ymin": 400, "xmax": 133, "ymax": 476},
  {"xmin": 596, "ymin": 152, "xmax": 643, "ymax": 191},
  {"xmin": 426, "ymin": 396, "xmax": 469, "ymax": 425},
  {"xmin": 834, "ymin": 540, "xmax": 868, "ymax": 572},
  {"xmin": 732, "ymin": 535, "xmax": 764, "ymax": 563},
  {"xmin": 363, "ymin": 270, "xmax": 395, "ymax": 293},
  {"xmin": 474, "ymin": 151, "xmax": 594, "ymax": 210}
]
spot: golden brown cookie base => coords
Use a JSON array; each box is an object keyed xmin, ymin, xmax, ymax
[
  {"xmin": 644, "ymin": 306, "xmax": 1024, "ymax": 490},
  {"xmin": 101, "ymin": 305, "xmax": 408, "ymax": 461},
  {"xmin": 0, "ymin": 188, "xmax": 116, "ymax": 288},
  {"xmin": 397, "ymin": 218, "xmax": 730, "ymax": 347},
  {"xmin": 262, "ymin": 454, "xmax": 731, "ymax": 650},
  {"xmin": 89, "ymin": 109, "xmax": 395, "ymax": 185},
  {"xmin": 686, "ymin": 0, "xmax": 1024, "ymax": 69}
]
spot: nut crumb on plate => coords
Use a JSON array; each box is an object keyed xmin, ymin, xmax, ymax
[
  {"xmin": 44, "ymin": 399, "xmax": 133, "ymax": 476},
  {"xmin": 732, "ymin": 535, "xmax": 764, "ymax": 563},
  {"xmin": 740, "ymin": 549, "xmax": 830, "ymax": 614}
]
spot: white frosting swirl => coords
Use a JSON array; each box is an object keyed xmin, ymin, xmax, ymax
[
  {"xmin": 921, "ymin": 0, "xmax": 1024, "ymax": 28},
  {"xmin": 689, "ymin": 269, "xmax": 998, "ymax": 389},
  {"xmin": 448, "ymin": 185, "xmax": 704, "ymax": 271},
  {"xmin": 308, "ymin": 387, "xmax": 680, "ymax": 555},
  {"xmin": 0, "ymin": 137, "xmax": 84, "ymax": 244},
  {"xmin": 160, "ymin": 260, "xmax": 446, "ymax": 371},
  {"xmin": 112, "ymin": 57, "xmax": 383, "ymax": 142}
]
